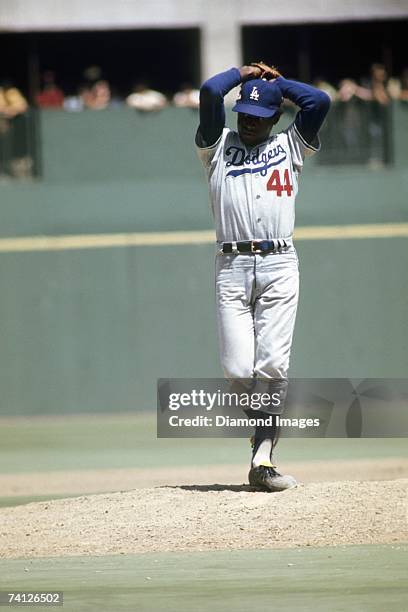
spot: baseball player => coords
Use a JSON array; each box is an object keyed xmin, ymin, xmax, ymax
[{"xmin": 196, "ymin": 62, "xmax": 330, "ymax": 491}]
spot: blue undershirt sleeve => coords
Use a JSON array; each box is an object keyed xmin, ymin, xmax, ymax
[
  {"xmin": 196, "ymin": 68, "xmax": 242, "ymax": 148},
  {"xmin": 275, "ymin": 77, "xmax": 331, "ymax": 146}
]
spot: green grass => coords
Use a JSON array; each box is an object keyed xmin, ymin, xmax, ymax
[
  {"xmin": 0, "ymin": 545, "xmax": 406, "ymax": 612},
  {"xmin": 0, "ymin": 413, "xmax": 407, "ymax": 473},
  {"xmin": 0, "ymin": 414, "xmax": 406, "ymax": 610}
]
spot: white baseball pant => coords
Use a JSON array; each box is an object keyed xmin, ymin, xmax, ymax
[{"xmin": 215, "ymin": 247, "xmax": 299, "ymax": 382}]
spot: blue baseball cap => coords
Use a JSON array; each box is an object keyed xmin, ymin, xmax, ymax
[{"xmin": 232, "ymin": 79, "xmax": 283, "ymax": 118}]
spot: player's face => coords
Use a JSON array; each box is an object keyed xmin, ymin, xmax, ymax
[{"xmin": 237, "ymin": 113, "xmax": 279, "ymax": 146}]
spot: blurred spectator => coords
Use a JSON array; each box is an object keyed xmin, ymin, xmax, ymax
[
  {"xmin": 173, "ymin": 83, "xmax": 200, "ymax": 109},
  {"xmin": 337, "ymin": 78, "xmax": 372, "ymax": 102},
  {"xmin": 313, "ymin": 77, "xmax": 337, "ymax": 101},
  {"xmin": 126, "ymin": 83, "xmax": 168, "ymax": 112},
  {"xmin": 337, "ymin": 79, "xmax": 357, "ymax": 102},
  {"xmin": 78, "ymin": 66, "xmax": 109, "ymax": 110},
  {"xmin": 333, "ymin": 79, "xmax": 364, "ymax": 157},
  {"xmin": 63, "ymin": 86, "xmax": 85, "ymax": 112},
  {"xmin": 351, "ymin": 63, "xmax": 391, "ymax": 105},
  {"xmin": 0, "ymin": 81, "xmax": 28, "ymax": 118},
  {"xmin": 0, "ymin": 81, "xmax": 31, "ymax": 179},
  {"xmin": 61, "ymin": 66, "xmax": 101, "ymax": 112},
  {"xmin": 369, "ymin": 63, "xmax": 390, "ymax": 106},
  {"xmin": 399, "ymin": 68, "xmax": 408, "ymax": 101},
  {"xmin": 36, "ymin": 71, "xmax": 64, "ymax": 109},
  {"xmin": 351, "ymin": 64, "xmax": 391, "ymax": 166},
  {"xmin": 387, "ymin": 77, "xmax": 401, "ymax": 100},
  {"xmin": 84, "ymin": 80, "xmax": 112, "ymax": 110}
]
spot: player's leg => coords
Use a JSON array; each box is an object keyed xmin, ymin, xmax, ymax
[
  {"xmin": 215, "ymin": 254, "xmax": 255, "ymax": 380},
  {"xmin": 247, "ymin": 250, "xmax": 299, "ymax": 490},
  {"xmin": 254, "ymin": 250, "xmax": 299, "ymax": 381}
]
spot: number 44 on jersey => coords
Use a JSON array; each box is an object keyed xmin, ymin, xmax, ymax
[{"xmin": 267, "ymin": 169, "xmax": 293, "ymax": 196}]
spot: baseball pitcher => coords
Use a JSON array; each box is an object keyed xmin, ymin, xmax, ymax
[{"xmin": 196, "ymin": 62, "xmax": 330, "ymax": 491}]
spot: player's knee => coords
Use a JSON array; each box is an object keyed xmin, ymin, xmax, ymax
[
  {"xmin": 222, "ymin": 360, "xmax": 254, "ymax": 381},
  {"xmin": 255, "ymin": 357, "xmax": 289, "ymax": 380}
]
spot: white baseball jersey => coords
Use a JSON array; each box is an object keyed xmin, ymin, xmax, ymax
[{"xmin": 196, "ymin": 124, "xmax": 319, "ymax": 243}]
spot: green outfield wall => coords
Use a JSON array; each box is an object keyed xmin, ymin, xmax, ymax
[
  {"xmin": 0, "ymin": 105, "xmax": 407, "ymax": 415},
  {"xmin": 0, "ymin": 238, "xmax": 407, "ymax": 415},
  {"xmin": 0, "ymin": 104, "xmax": 407, "ymax": 238}
]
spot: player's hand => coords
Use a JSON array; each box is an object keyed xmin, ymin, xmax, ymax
[
  {"xmin": 239, "ymin": 65, "xmax": 264, "ymax": 81},
  {"xmin": 250, "ymin": 62, "xmax": 283, "ymax": 81}
]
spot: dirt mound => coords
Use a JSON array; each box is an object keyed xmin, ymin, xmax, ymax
[
  {"xmin": 2, "ymin": 457, "xmax": 408, "ymax": 497},
  {"xmin": 1, "ymin": 479, "xmax": 406, "ymax": 559}
]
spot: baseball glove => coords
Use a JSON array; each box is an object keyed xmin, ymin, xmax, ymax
[{"xmin": 251, "ymin": 62, "xmax": 282, "ymax": 81}]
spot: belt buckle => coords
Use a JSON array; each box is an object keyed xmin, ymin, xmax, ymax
[{"xmin": 251, "ymin": 240, "xmax": 262, "ymax": 254}]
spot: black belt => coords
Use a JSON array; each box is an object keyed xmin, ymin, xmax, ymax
[{"xmin": 221, "ymin": 239, "xmax": 288, "ymax": 254}]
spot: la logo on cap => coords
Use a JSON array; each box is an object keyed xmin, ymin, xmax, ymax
[
  {"xmin": 249, "ymin": 86, "xmax": 260, "ymax": 101},
  {"xmin": 232, "ymin": 79, "xmax": 282, "ymax": 118}
]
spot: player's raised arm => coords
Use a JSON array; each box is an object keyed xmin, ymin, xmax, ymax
[
  {"xmin": 275, "ymin": 77, "xmax": 331, "ymax": 147},
  {"xmin": 196, "ymin": 65, "xmax": 262, "ymax": 148}
]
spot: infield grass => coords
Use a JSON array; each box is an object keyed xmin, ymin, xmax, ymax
[{"xmin": 0, "ymin": 544, "xmax": 406, "ymax": 612}]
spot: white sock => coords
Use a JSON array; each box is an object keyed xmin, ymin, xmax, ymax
[{"xmin": 252, "ymin": 439, "xmax": 273, "ymax": 467}]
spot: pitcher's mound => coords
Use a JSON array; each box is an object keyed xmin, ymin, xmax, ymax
[{"xmin": 1, "ymin": 479, "xmax": 406, "ymax": 559}]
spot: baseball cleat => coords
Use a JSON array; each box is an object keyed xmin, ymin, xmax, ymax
[{"xmin": 248, "ymin": 462, "xmax": 297, "ymax": 492}]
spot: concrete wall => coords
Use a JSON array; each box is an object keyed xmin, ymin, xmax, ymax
[
  {"xmin": 2, "ymin": 0, "xmax": 408, "ymax": 81},
  {"xmin": 2, "ymin": 0, "xmax": 407, "ymax": 30}
]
